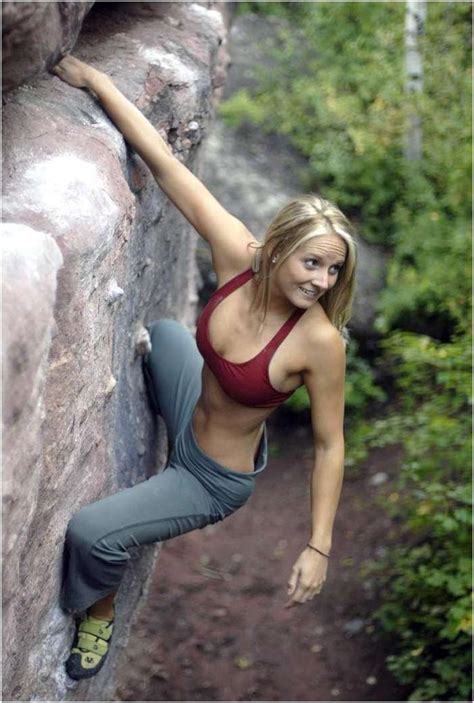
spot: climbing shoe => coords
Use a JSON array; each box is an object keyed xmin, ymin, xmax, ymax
[{"xmin": 65, "ymin": 612, "xmax": 114, "ymax": 680}]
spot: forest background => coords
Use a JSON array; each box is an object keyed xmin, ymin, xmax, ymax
[{"xmin": 219, "ymin": 2, "xmax": 472, "ymax": 701}]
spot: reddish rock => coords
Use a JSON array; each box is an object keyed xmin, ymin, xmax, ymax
[
  {"xmin": 2, "ymin": 1, "xmax": 95, "ymax": 92},
  {"xmin": 2, "ymin": 3, "xmax": 231, "ymax": 700},
  {"xmin": 2, "ymin": 224, "xmax": 63, "ymax": 628}
]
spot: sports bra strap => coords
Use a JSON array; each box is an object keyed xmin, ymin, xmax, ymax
[
  {"xmin": 212, "ymin": 268, "xmax": 253, "ymax": 299},
  {"xmin": 208, "ymin": 268, "xmax": 305, "ymax": 359},
  {"xmin": 263, "ymin": 308, "xmax": 305, "ymax": 357}
]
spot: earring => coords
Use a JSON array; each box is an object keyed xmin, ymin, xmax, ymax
[
  {"xmin": 272, "ymin": 256, "xmax": 278, "ymax": 264},
  {"xmin": 252, "ymin": 249, "xmax": 262, "ymax": 273}
]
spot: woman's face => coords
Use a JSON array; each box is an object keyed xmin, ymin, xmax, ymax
[{"xmin": 272, "ymin": 234, "xmax": 347, "ymax": 309}]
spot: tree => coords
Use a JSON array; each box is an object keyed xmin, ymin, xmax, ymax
[{"xmin": 404, "ymin": 1, "xmax": 427, "ymax": 161}]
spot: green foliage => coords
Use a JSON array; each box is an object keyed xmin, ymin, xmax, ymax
[
  {"xmin": 376, "ymin": 211, "xmax": 471, "ymax": 335},
  {"xmin": 235, "ymin": 2, "xmax": 302, "ymax": 19},
  {"xmin": 377, "ymin": 2, "xmax": 472, "ymax": 334},
  {"xmin": 219, "ymin": 90, "xmax": 268, "ymax": 129},
  {"xmin": 222, "ymin": 1, "xmax": 472, "ymax": 336},
  {"xmin": 360, "ymin": 330, "xmax": 472, "ymax": 701},
  {"xmin": 221, "ymin": 2, "xmax": 407, "ymax": 242},
  {"xmin": 220, "ymin": 2, "xmax": 472, "ymax": 249},
  {"xmin": 224, "ymin": 4, "xmax": 472, "ymax": 699},
  {"xmin": 370, "ymin": 542, "xmax": 472, "ymax": 702},
  {"xmin": 344, "ymin": 342, "xmax": 386, "ymax": 414}
]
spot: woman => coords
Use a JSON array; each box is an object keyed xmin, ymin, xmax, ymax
[{"xmin": 52, "ymin": 55, "xmax": 356, "ymax": 681}]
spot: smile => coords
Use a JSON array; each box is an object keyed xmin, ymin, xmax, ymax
[{"xmin": 298, "ymin": 286, "xmax": 318, "ymax": 299}]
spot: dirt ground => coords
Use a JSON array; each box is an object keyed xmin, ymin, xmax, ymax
[{"xmin": 115, "ymin": 416, "xmax": 411, "ymax": 702}]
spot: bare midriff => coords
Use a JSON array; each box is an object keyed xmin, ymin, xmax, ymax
[{"xmin": 192, "ymin": 364, "xmax": 275, "ymax": 473}]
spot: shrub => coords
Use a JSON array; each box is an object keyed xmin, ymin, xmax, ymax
[
  {"xmin": 361, "ymin": 331, "xmax": 472, "ymax": 701},
  {"xmin": 223, "ymin": 4, "xmax": 472, "ymax": 698}
]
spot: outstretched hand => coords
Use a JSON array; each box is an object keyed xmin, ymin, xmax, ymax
[
  {"xmin": 50, "ymin": 55, "xmax": 96, "ymax": 89},
  {"xmin": 285, "ymin": 547, "xmax": 328, "ymax": 608}
]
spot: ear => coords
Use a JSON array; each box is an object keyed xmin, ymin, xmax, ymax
[{"xmin": 267, "ymin": 248, "xmax": 279, "ymax": 264}]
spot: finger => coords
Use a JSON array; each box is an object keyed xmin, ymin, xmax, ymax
[
  {"xmin": 295, "ymin": 579, "xmax": 323, "ymax": 604},
  {"xmin": 51, "ymin": 61, "xmax": 68, "ymax": 78},
  {"xmin": 299, "ymin": 591, "xmax": 312, "ymax": 604},
  {"xmin": 62, "ymin": 55, "xmax": 81, "ymax": 70},
  {"xmin": 289, "ymin": 581, "xmax": 308, "ymax": 605},
  {"xmin": 302, "ymin": 588, "xmax": 319, "ymax": 603},
  {"xmin": 284, "ymin": 594, "xmax": 304, "ymax": 608},
  {"xmin": 306, "ymin": 585, "xmax": 323, "ymax": 601},
  {"xmin": 300, "ymin": 588, "xmax": 316, "ymax": 604},
  {"xmin": 285, "ymin": 577, "xmax": 304, "ymax": 608},
  {"xmin": 284, "ymin": 597, "xmax": 297, "ymax": 609},
  {"xmin": 287, "ymin": 567, "xmax": 299, "ymax": 596},
  {"xmin": 53, "ymin": 56, "xmax": 73, "ymax": 72}
]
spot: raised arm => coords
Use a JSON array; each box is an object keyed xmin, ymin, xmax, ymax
[
  {"xmin": 286, "ymin": 324, "xmax": 346, "ymax": 606},
  {"xmin": 52, "ymin": 56, "xmax": 256, "ymax": 280}
]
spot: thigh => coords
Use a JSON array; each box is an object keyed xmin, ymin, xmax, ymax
[
  {"xmin": 67, "ymin": 463, "xmax": 219, "ymax": 554},
  {"xmin": 144, "ymin": 319, "xmax": 203, "ymax": 444}
]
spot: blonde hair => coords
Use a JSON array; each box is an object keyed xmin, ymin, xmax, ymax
[{"xmin": 248, "ymin": 194, "xmax": 357, "ymax": 334}]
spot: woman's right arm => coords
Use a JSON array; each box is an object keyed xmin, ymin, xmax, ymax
[{"xmin": 52, "ymin": 56, "xmax": 256, "ymax": 278}]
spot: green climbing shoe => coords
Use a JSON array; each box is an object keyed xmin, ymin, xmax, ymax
[{"xmin": 65, "ymin": 612, "xmax": 114, "ymax": 680}]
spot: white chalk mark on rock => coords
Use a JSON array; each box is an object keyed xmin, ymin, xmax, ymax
[
  {"xmin": 18, "ymin": 155, "xmax": 119, "ymax": 245},
  {"xmin": 105, "ymin": 278, "xmax": 124, "ymax": 304},
  {"xmin": 137, "ymin": 44, "xmax": 199, "ymax": 94}
]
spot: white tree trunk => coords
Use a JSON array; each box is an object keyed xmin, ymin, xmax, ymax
[{"xmin": 404, "ymin": 0, "xmax": 427, "ymax": 161}]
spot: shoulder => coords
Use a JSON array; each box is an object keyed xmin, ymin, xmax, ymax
[
  {"xmin": 214, "ymin": 227, "xmax": 259, "ymax": 286},
  {"xmin": 301, "ymin": 305, "xmax": 346, "ymax": 375}
]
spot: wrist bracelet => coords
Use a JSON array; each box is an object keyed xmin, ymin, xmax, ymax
[{"xmin": 306, "ymin": 543, "xmax": 330, "ymax": 558}]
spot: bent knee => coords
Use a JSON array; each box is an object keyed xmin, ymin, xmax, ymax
[
  {"xmin": 65, "ymin": 505, "xmax": 104, "ymax": 553},
  {"xmin": 147, "ymin": 318, "xmax": 181, "ymax": 341},
  {"xmin": 147, "ymin": 319, "xmax": 193, "ymax": 349}
]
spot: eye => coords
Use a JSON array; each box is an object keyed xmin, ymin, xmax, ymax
[
  {"xmin": 305, "ymin": 258, "xmax": 318, "ymax": 268},
  {"xmin": 329, "ymin": 265, "xmax": 342, "ymax": 275}
]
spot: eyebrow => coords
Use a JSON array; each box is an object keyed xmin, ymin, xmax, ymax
[{"xmin": 303, "ymin": 251, "xmax": 346, "ymax": 266}]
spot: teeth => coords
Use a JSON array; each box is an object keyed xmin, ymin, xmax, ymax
[{"xmin": 299, "ymin": 286, "xmax": 317, "ymax": 297}]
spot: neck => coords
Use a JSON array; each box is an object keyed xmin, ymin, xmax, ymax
[{"xmin": 250, "ymin": 278, "xmax": 297, "ymax": 328}]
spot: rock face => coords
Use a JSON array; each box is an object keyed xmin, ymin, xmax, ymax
[
  {"xmin": 2, "ymin": 2, "xmax": 230, "ymax": 700},
  {"xmin": 2, "ymin": 1, "xmax": 96, "ymax": 92}
]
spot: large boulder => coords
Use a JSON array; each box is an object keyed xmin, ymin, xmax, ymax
[
  {"xmin": 2, "ymin": 2, "xmax": 230, "ymax": 700},
  {"xmin": 2, "ymin": 1, "xmax": 96, "ymax": 92}
]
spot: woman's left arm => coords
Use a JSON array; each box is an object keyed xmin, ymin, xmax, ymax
[{"xmin": 286, "ymin": 326, "xmax": 346, "ymax": 607}]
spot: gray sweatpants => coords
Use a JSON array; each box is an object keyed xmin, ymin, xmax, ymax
[{"xmin": 60, "ymin": 319, "xmax": 268, "ymax": 614}]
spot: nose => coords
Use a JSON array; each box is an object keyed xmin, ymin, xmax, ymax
[{"xmin": 311, "ymin": 269, "xmax": 330, "ymax": 291}]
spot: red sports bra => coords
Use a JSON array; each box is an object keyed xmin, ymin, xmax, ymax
[{"xmin": 196, "ymin": 268, "xmax": 305, "ymax": 408}]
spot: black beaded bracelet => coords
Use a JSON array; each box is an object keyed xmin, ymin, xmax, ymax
[{"xmin": 306, "ymin": 543, "xmax": 330, "ymax": 558}]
